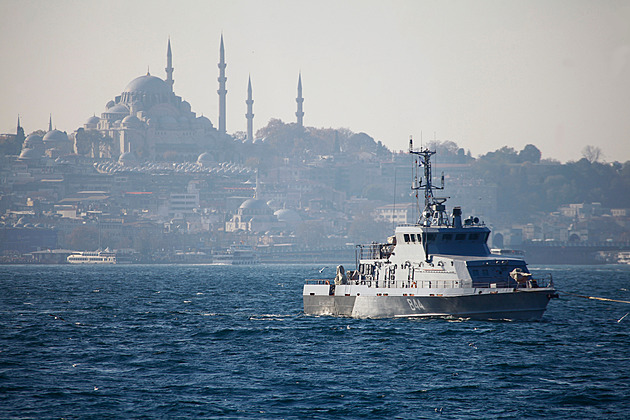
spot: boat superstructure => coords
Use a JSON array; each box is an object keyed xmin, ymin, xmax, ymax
[{"xmin": 303, "ymin": 140, "xmax": 557, "ymax": 320}]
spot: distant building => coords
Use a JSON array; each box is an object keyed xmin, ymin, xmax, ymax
[
  {"xmin": 168, "ymin": 193, "xmax": 200, "ymax": 218},
  {"xmin": 225, "ymin": 198, "xmax": 283, "ymax": 233},
  {"xmin": 374, "ymin": 203, "xmax": 417, "ymax": 225}
]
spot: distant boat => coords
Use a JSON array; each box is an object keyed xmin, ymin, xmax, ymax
[
  {"xmin": 67, "ymin": 250, "xmax": 117, "ymax": 264},
  {"xmin": 490, "ymin": 248, "xmax": 525, "ymax": 257},
  {"xmin": 212, "ymin": 245, "xmax": 257, "ymax": 265},
  {"xmin": 618, "ymin": 252, "xmax": 630, "ymax": 265}
]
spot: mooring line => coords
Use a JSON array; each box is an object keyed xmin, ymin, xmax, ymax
[{"xmin": 559, "ymin": 290, "xmax": 630, "ymax": 304}]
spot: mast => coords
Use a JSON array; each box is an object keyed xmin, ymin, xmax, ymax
[{"xmin": 409, "ymin": 138, "xmax": 447, "ymax": 226}]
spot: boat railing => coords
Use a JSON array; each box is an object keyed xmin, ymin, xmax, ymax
[
  {"xmin": 305, "ymin": 279, "xmax": 331, "ymax": 285},
  {"xmin": 347, "ymin": 275, "xmax": 460, "ymax": 289},
  {"xmin": 340, "ymin": 273, "xmax": 553, "ymax": 290},
  {"xmin": 355, "ymin": 243, "xmax": 394, "ymax": 261},
  {"xmin": 513, "ymin": 273, "xmax": 553, "ymax": 289}
]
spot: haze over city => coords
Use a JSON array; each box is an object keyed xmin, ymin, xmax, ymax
[{"xmin": 1, "ymin": 0, "xmax": 629, "ymax": 162}]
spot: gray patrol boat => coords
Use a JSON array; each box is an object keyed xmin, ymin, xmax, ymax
[{"xmin": 303, "ymin": 140, "xmax": 558, "ymax": 320}]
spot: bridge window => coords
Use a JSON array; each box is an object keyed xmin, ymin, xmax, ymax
[
  {"xmin": 442, "ymin": 234, "xmax": 452, "ymax": 241},
  {"xmin": 455, "ymin": 233, "xmax": 466, "ymax": 240},
  {"xmin": 469, "ymin": 233, "xmax": 479, "ymax": 240},
  {"xmin": 410, "ymin": 234, "xmax": 417, "ymax": 242},
  {"xmin": 404, "ymin": 234, "xmax": 410, "ymax": 243},
  {"xmin": 426, "ymin": 233, "xmax": 437, "ymax": 241}
]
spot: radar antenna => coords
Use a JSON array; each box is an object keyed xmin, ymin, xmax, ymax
[{"xmin": 409, "ymin": 138, "xmax": 449, "ymax": 226}]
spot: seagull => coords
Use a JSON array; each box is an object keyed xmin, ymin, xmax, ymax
[
  {"xmin": 319, "ymin": 266, "xmax": 327, "ymax": 273},
  {"xmin": 618, "ymin": 312, "xmax": 629, "ymax": 323}
]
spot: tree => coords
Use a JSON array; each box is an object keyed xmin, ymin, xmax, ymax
[
  {"xmin": 582, "ymin": 145, "xmax": 602, "ymax": 163},
  {"xmin": 518, "ymin": 144, "xmax": 541, "ymax": 163}
]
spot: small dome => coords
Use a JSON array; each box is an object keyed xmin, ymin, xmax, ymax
[
  {"xmin": 86, "ymin": 115, "xmax": 100, "ymax": 124},
  {"xmin": 24, "ymin": 134, "xmax": 44, "ymax": 149},
  {"xmin": 122, "ymin": 115, "xmax": 141, "ymax": 127},
  {"xmin": 18, "ymin": 148, "xmax": 43, "ymax": 160},
  {"xmin": 274, "ymin": 209, "xmax": 302, "ymax": 224},
  {"xmin": 196, "ymin": 115, "xmax": 213, "ymax": 128},
  {"xmin": 124, "ymin": 74, "xmax": 170, "ymax": 95},
  {"xmin": 197, "ymin": 152, "xmax": 214, "ymax": 166},
  {"xmin": 266, "ymin": 199, "xmax": 282, "ymax": 210},
  {"xmin": 239, "ymin": 198, "xmax": 271, "ymax": 212},
  {"xmin": 106, "ymin": 100, "xmax": 115, "ymax": 109},
  {"xmin": 106, "ymin": 104, "xmax": 129, "ymax": 114},
  {"xmin": 43, "ymin": 129, "xmax": 69, "ymax": 144},
  {"xmin": 118, "ymin": 151, "xmax": 138, "ymax": 165}
]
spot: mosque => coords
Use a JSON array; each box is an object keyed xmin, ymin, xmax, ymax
[
  {"xmin": 18, "ymin": 115, "xmax": 73, "ymax": 162},
  {"xmin": 70, "ymin": 36, "xmax": 305, "ymax": 164}
]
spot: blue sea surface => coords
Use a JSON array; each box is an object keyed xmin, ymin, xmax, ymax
[{"xmin": 0, "ymin": 264, "xmax": 629, "ymax": 419}]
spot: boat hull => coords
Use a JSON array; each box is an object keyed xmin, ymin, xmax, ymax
[{"xmin": 303, "ymin": 288, "xmax": 555, "ymax": 320}]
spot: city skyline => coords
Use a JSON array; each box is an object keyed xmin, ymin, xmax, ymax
[{"xmin": 1, "ymin": 0, "xmax": 629, "ymax": 162}]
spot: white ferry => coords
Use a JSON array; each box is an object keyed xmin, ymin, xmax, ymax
[
  {"xmin": 67, "ymin": 250, "xmax": 117, "ymax": 264},
  {"xmin": 212, "ymin": 245, "xmax": 257, "ymax": 265},
  {"xmin": 303, "ymin": 140, "xmax": 558, "ymax": 320}
]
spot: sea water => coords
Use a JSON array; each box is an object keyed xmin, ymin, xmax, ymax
[{"xmin": 0, "ymin": 264, "xmax": 629, "ymax": 419}]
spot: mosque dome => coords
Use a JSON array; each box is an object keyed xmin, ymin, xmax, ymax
[
  {"xmin": 106, "ymin": 100, "xmax": 115, "ymax": 109},
  {"xmin": 24, "ymin": 134, "xmax": 44, "ymax": 149},
  {"xmin": 124, "ymin": 74, "xmax": 170, "ymax": 95},
  {"xmin": 107, "ymin": 104, "xmax": 129, "ymax": 114},
  {"xmin": 274, "ymin": 209, "xmax": 302, "ymax": 224},
  {"xmin": 239, "ymin": 198, "xmax": 273, "ymax": 215},
  {"xmin": 43, "ymin": 129, "xmax": 69, "ymax": 144},
  {"xmin": 118, "ymin": 151, "xmax": 138, "ymax": 165},
  {"xmin": 196, "ymin": 116, "xmax": 213, "ymax": 128},
  {"xmin": 18, "ymin": 148, "xmax": 43, "ymax": 160},
  {"xmin": 86, "ymin": 115, "xmax": 100, "ymax": 125},
  {"xmin": 122, "ymin": 115, "xmax": 142, "ymax": 127},
  {"xmin": 266, "ymin": 199, "xmax": 282, "ymax": 210},
  {"xmin": 196, "ymin": 152, "xmax": 214, "ymax": 166}
]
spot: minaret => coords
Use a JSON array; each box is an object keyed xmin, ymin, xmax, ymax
[
  {"xmin": 217, "ymin": 34, "xmax": 227, "ymax": 135},
  {"xmin": 246, "ymin": 76, "xmax": 254, "ymax": 141},
  {"xmin": 296, "ymin": 72, "xmax": 304, "ymax": 128},
  {"xmin": 165, "ymin": 37, "xmax": 174, "ymax": 91},
  {"xmin": 16, "ymin": 115, "xmax": 25, "ymax": 143},
  {"xmin": 48, "ymin": 114, "xmax": 53, "ymax": 131}
]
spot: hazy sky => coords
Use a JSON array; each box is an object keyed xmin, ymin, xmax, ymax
[{"xmin": 1, "ymin": 0, "xmax": 629, "ymax": 162}]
